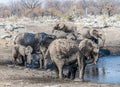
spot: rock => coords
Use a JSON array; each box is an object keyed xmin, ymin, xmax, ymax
[
  {"xmin": 45, "ymin": 84, "xmax": 61, "ymax": 87},
  {"xmin": 1, "ymin": 34, "xmax": 12, "ymax": 39}
]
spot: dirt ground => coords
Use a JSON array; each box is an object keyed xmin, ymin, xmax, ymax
[
  {"xmin": 0, "ymin": 48, "xmax": 120, "ymax": 87},
  {"xmin": 0, "ymin": 23, "xmax": 120, "ymax": 87}
]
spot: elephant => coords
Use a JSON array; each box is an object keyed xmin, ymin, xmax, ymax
[
  {"xmin": 68, "ymin": 39, "xmax": 99, "ymax": 79},
  {"xmin": 52, "ymin": 30, "xmax": 76, "ymax": 40},
  {"xmin": 39, "ymin": 34, "xmax": 56, "ymax": 69},
  {"xmin": 79, "ymin": 39, "xmax": 99, "ymax": 65},
  {"xmin": 27, "ymin": 53, "xmax": 43, "ymax": 69},
  {"xmin": 12, "ymin": 44, "xmax": 33, "ymax": 66},
  {"xmin": 44, "ymin": 38, "xmax": 99, "ymax": 81},
  {"xmin": 78, "ymin": 28, "xmax": 105, "ymax": 47},
  {"xmin": 53, "ymin": 23, "xmax": 77, "ymax": 34},
  {"xmin": 52, "ymin": 23, "xmax": 77, "ymax": 40},
  {"xmin": 14, "ymin": 32, "xmax": 56, "ymax": 53}
]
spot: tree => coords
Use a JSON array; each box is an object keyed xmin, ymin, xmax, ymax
[
  {"xmin": 21, "ymin": 0, "xmax": 42, "ymax": 18},
  {"xmin": 45, "ymin": 0, "xmax": 62, "ymax": 17},
  {"xmin": 9, "ymin": 0, "xmax": 24, "ymax": 17},
  {"xmin": 96, "ymin": 0, "xmax": 116, "ymax": 16},
  {"xmin": 104, "ymin": 0, "xmax": 116, "ymax": 16},
  {"xmin": 21, "ymin": 0, "xmax": 42, "ymax": 10}
]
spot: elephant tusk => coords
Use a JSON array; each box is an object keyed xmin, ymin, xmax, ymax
[
  {"xmin": 85, "ymin": 58, "xmax": 96, "ymax": 66},
  {"xmin": 86, "ymin": 62, "xmax": 95, "ymax": 66}
]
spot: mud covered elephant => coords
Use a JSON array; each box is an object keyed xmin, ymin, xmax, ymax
[
  {"xmin": 44, "ymin": 38, "xmax": 99, "ymax": 81},
  {"xmin": 26, "ymin": 53, "xmax": 43, "ymax": 68},
  {"xmin": 78, "ymin": 28, "xmax": 105, "ymax": 47},
  {"xmin": 12, "ymin": 44, "xmax": 33, "ymax": 66},
  {"xmin": 14, "ymin": 32, "xmax": 56, "ymax": 53},
  {"xmin": 52, "ymin": 23, "xmax": 77, "ymax": 40}
]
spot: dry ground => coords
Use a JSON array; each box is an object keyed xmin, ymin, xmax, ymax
[{"xmin": 0, "ymin": 48, "xmax": 119, "ymax": 87}]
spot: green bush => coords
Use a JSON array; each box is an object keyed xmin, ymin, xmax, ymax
[
  {"xmin": 117, "ymin": 15, "xmax": 120, "ymax": 21},
  {"xmin": 64, "ymin": 15, "xmax": 73, "ymax": 21}
]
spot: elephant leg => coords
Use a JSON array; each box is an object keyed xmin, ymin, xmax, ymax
[
  {"xmin": 21, "ymin": 56, "xmax": 25, "ymax": 66},
  {"xmin": 21, "ymin": 56, "xmax": 27, "ymax": 66},
  {"xmin": 67, "ymin": 66, "xmax": 72, "ymax": 79},
  {"xmin": 77, "ymin": 55, "xmax": 86, "ymax": 81},
  {"xmin": 39, "ymin": 58, "xmax": 43, "ymax": 69},
  {"xmin": 44, "ymin": 58, "xmax": 48, "ymax": 69},
  {"xmin": 79, "ymin": 63, "xmax": 85, "ymax": 80},
  {"xmin": 94, "ymin": 57, "xmax": 98, "ymax": 64},
  {"xmin": 70, "ymin": 64, "xmax": 77, "ymax": 80},
  {"xmin": 67, "ymin": 65, "xmax": 76, "ymax": 79},
  {"xmin": 26, "ymin": 54, "xmax": 32, "ymax": 64},
  {"xmin": 57, "ymin": 63, "xmax": 64, "ymax": 80},
  {"xmin": 14, "ymin": 57, "xmax": 18, "ymax": 65},
  {"xmin": 24, "ymin": 55, "xmax": 27, "ymax": 66},
  {"xmin": 13, "ymin": 53, "xmax": 19, "ymax": 65},
  {"xmin": 54, "ymin": 63, "xmax": 59, "ymax": 78}
]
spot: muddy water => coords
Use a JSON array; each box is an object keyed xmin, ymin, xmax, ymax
[{"xmin": 84, "ymin": 56, "xmax": 120, "ymax": 84}]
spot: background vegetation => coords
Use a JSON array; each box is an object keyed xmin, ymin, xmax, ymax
[{"xmin": 0, "ymin": 0, "xmax": 120, "ymax": 19}]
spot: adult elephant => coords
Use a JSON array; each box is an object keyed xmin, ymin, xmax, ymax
[
  {"xmin": 44, "ymin": 38, "xmax": 99, "ymax": 81},
  {"xmin": 78, "ymin": 28, "xmax": 105, "ymax": 47},
  {"xmin": 39, "ymin": 35, "xmax": 56, "ymax": 69},
  {"xmin": 14, "ymin": 32, "xmax": 56, "ymax": 53},
  {"xmin": 52, "ymin": 23, "xmax": 77, "ymax": 40}
]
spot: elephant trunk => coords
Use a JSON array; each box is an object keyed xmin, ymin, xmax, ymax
[
  {"xmin": 86, "ymin": 51, "xmax": 99, "ymax": 66},
  {"xmin": 85, "ymin": 58, "xmax": 94, "ymax": 65},
  {"xmin": 27, "ymin": 53, "xmax": 32, "ymax": 64},
  {"xmin": 99, "ymin": 35, "xmax": 105, "ymax": 47}
]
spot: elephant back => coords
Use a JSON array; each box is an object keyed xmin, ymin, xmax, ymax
[
  {"xmin": 14, "ymin": 33, "xmax": 37, "ymax": 46},
  {"xmin": 50, "ymin": 39, "xmax": 79, "ymax": 58},
  {"xmin": 14, "ymin": 33, "xmax": 39, "ymax": 53}
]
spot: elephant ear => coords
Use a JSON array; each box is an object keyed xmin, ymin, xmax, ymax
[
  {"xmin": 79, "ymin": 39, "xmax": 93, "ymax": 55},
  {"xmin": 25, "ymin": 46, "xmax": 33, "ymax": 55},
  {"xmin": 79, "ymin": 39, "xmax": 98, "ymax": 60},
  {"xmin": 89, "ymin": 29, "xmax": 99, "ymax": 39},
  {"xmin": 92, "ymin": 42, "xmax": 99, "ymax": 53}
]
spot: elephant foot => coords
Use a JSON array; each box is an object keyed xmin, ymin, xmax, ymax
[
  {"xmin": 74, "ymin": 78, "xmax": 83, "ymax": 82},
  {"xmin": 39, "ymin": 66, "xmax": 43, "ymax": 70},
  {"xmin": 64, "ymin": 78, "xmax": 71, "ymax": 81},
  {"xmin": 59, "ymin": 78, "xmax": 64, "ymax": 81}
]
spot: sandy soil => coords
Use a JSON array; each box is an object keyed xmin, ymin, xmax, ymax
[
  {"xmin": 0, "ymin": 49, "xmax": 119, "ymax": 87},
  {"xmin": 0, "ymin": 23, "xmax": 120, "ymax": 87}
]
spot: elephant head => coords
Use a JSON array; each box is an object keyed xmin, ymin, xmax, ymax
[
  {"xmin": 25, "ymin": 46, "xmax": 33, "ymax": 54},
  {"xmin": 35, "ymin": 32, "xmax": 49, "ymax": 44},
  {"xmin": 53, "ymin": 23, "xmax": 66, "ymax": 32},
  {"xmin": 35, "ymin": 32, "xmax": 56, "ymax": 44},
  {"xmin": 89, "ymin": 29, "xmax": 105, "ymax": 47},
  {"xmin": 79, "ymin": 39, "xmax": 99, "ymax": 65}
]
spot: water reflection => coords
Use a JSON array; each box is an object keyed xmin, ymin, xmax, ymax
[{"xmin": 84, "ymin": 56, "xmax": 120, "ymax": 84}]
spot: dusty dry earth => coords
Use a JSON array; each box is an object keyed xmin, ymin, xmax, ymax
[{"xmin": 0, "ymin": 22, "xmax": 120, "ymax": 87}]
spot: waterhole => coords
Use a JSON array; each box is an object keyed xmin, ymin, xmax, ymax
[{"xmin": 84, "ymin": 56, "xmax": 120, "ymax": 84}]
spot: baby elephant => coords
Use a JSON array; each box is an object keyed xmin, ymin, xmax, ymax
[
  {"xmin": 27, "ymin": 53, "xmax": 43, "ymax": 69},
  {"xmin": 12, "ymin": 44, "xmax": 33, "ymax": 66}
]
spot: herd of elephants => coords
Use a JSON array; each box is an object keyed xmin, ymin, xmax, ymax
[{"xmin": 12, "ymin": 23, "xmax": 105, "ymax": 81}]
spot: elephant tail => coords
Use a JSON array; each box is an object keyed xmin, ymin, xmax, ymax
[
  {"xmin": 13, "ymin": 34, "xmax": 19, "ymax": 44},
  {"xmin": 43, "ymin": 48, "xmax": 50, "ymax": 69}
]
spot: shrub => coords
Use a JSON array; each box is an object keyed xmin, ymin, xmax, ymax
[{"xmin": 64, "ymin": 15, "xmax": 73, "ymax": 21}]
